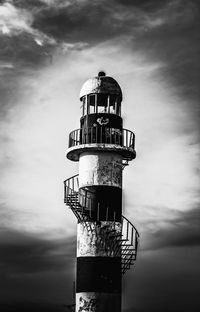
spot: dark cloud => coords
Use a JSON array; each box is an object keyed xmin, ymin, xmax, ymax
[
  {"xmin": 0, "ymin": 302, "xmax": 68, "ymax": 312},
  {"xmin": 0, "ymin": 228, "xmax": 75, "ymax": 275},
  {"xmin": 115, "ymin": 0, "xmax": 169, "ymax": 11},
  {"xmin": 142, "ymin": 206, "xmax": 200, "ymax": 250},
  {"xmin": 32, "ymin": 2, "xmax": 122, "ymax": 43},
  {"xmin": 1, "ymin": 0, "xmax": 199, "ymax": 114},
  {"xmin": 13, "ymin": 0, "xmax": 45, "ymax": 9},
  {"xmin": 124, "ymin": 246, "xmax": 200, "ymax": 312},
  {"xmin": 28, "ymin": 0, "xmax": 200, "ymax": 119},
  {"xmin": 126, "ymin": 1, "xmax": 200, "ymax": 137},
  {"xmin": 0, "ymin": 228, "xmax": 76, "ymax": 304},
  {"xmin": 134, "ymin": 16, "xmax": 200, "ymax": 98},
  {"xmin": 0, "ymin": 33, "xmax": 52, "ymax": 68},
  {"xmin": 0, "ymin": 33, "xmax": 53, "ymax": 117}
]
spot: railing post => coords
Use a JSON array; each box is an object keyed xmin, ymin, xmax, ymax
[
  {"xmin": 64, "ymin": 181, "xmax": 66, "ymax": 202},
  {"xmin": 95, "ymin": 126, "xmax": 98, "ymax": 143},
  {"xmin": 91, "ymin": 127, "xmax": 93, "ymax": 143},
  {"xmin": 126, "ymin": 221, "xmax": 129, "ymax": 241},
  {"xmin": 89, "ymin": 198, "xmax": 92, "ymax": 218},
  {"xmin": 97, "ymin": 203, "xmax": 100, "ymax": 221},
  {"xmin": 108, "ymin": 95, "xmax": 110, "ymax": 114},
  {"xmin": 69, "ymin": 127, "xmax": 135, "ymax": 149},
  {"xmin": 75, "ymin": 130, "xmax": 77, "ymax": 145},
  {"xmin": 106, "ymin": 207, "xmax": 108, "ymax": 221},
  {"xmin": 95, "ymin": 94, "xmax": 98, "ymax": 113},
  {"xmin": 84, "ymin": 191, "xmax": 87, "ymax": 208},
  {"xmin": 131, "ymin": 226, "xmax": 134, "ymax": 245}
]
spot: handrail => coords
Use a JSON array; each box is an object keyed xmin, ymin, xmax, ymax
[
  {"xmin": 122, "ymin": 215, "xmax": 140, "ymax": 238},
  {"xmin": 64, "ymin": 174, "xmax": 139, "ymax": 274},
  {"xmin": 64, "ymin": 174, "xmax": 79, "ymax": 192},
  {"xmin": 64, "ymin": 176, "xmax": 93, "ymax": 212},
  {"xmin": 64, "ymin": 175, "xmax": 139, "ymax": 237},
  {"xmin": 68, "ymin": 127, "xmax": 135, "ymax": 149}
]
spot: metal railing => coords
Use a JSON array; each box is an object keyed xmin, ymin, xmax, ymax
[
  {"xmin": 64, "ymin": 174, "xmax": 139, "ymax": 273},
  {"xmin": 121, "ymin": 215, "xmax": 139, "ymax": 273},
  {"xmin": 64, "ymin": 175, "xmax": 122, "ymax": 222},
  {"xmin": 68, "ymin": 127, "xmax": 135, "ymax": 149}
]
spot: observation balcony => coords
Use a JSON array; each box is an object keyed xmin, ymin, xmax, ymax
[{"xmin": 66, "ymin": 127, "xmax": 136, "ymax": 161}]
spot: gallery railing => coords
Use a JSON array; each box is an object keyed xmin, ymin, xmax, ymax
[{"xmin": 68, "ymin": 127, "xmax": 135, "ymax": 149}]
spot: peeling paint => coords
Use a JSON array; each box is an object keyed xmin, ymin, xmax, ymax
[
  {"xmin": 77, "ymin": 222, "xmax": 121, "ymax": 257},
  {"xmin": 79, "ymin": 152, "xmax": 122, "ymax": 188},
  {"xmin": 76, "ymin": 292, "xmax": 121, "ymax": 312},
  {"xmin": 78, "ymin": 296, "xmax": 97, "ymax": 312}
]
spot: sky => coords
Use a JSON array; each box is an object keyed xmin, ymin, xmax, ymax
[{"xmin": 0, "ymin": 0, "xmax": 200, "ymax": 311}]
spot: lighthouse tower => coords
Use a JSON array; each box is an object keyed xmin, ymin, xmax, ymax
[{"xmin": 64, "ymin": 72, "xmax": 139, "ymax": 312}]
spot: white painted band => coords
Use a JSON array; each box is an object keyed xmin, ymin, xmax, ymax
[
  {"xmin": 79, "ymin": 152, "xmax": 123, "ymax": 188},
  {"xmin": 77, "ymin": 222, "xmax": 122, "ymax": 257},
  {"xmin": 76, "ymin": 292, "xmax": 121, "ymax": 312}
]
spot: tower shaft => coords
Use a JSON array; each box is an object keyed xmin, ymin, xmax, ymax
[
  {"xmin": 77, "ymin": 151, "xmax": 122, "ymax": 311},
  {"xmin": 64, "ymin": 72, "xmax": 139, "ymax": 312}
]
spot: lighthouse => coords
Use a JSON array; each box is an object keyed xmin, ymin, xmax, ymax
[{"xmin": 64, "ymin": 72, "xmax": 139, "ymax": 312}]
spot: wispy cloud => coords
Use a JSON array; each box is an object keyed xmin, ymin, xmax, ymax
[{"xmin": 0, "ymin": 1, "xmax": 56, "ymax": 43}]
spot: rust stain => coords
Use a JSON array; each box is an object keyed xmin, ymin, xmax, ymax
[
  {"xmin": 78, "ymin": 296, "xmax": 97, "ymax": 312},
  {"xmin": 78, "ymin": 222, "xmax": 121, "ymax": 257}
]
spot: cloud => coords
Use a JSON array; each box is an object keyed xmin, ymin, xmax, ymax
[
  {"xmin": 31, "ymin": 0, "xmax": 168, "ymax": 43},
  {"xmin": 131, "ymin": 1, "xmax": 200, "ymax": 110},
  {"xmin": 0, "ymin": 228, "xmax": 75, "ymax": 276},
  {"xmin": 0, "ymin": 302, "xmax": 68, "ymax": 312},
  {"xmin": 39, "ymin": 0, "xmax": 72, "ymax": 7},
  {"xmin": 1, "ymin": 0, "xmax": 199, "ymax": 115},
  {"xmin": 139, "ymin": 206, "xmax": 200, "ymax": 250},
  {"xmin": 0, "ymin": 227, "xmax": 76, "ymax": 304},
  {"xmin": 0, "ymin": 1, "xmax": 56, "ymax": 67},
  {"xmin": 20, "ymin": 0, "xmax": 199, "ymax": 123},
  {"xmin": 0, "ymin": 1, "xmax": 34, "ymax": 34},
  {"xmin": 124, "ymin": 245, "xmax": 200, "ymax": 312},
  {"xmin": 0, "ymin": 1, "xmax": 54, "ymax": 42}
]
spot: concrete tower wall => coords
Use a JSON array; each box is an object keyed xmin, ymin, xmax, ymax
[
  {"xmin": 79, "ymin": 152, "xmax": 122, "ymax": 188},
  {"xmin": 76, "ymin": 149, "xmax": 122, "ymax": 312}
]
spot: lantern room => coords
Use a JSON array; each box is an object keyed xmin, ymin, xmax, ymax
[
  {"xmin": 80, "ymin": 71, "xmax": 122, "ymax": 116},
  {"xmin": 66, "ymin": 72, "xmax": 136, "ymax": 162},
  {"xmin": 79, "ymin": 71, "xmax": 123, "ymax": 130}
]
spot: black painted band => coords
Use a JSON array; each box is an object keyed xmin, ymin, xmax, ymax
[
  {"xmin": 80, "ymin": 113, "xmax": 123, "ymax": 130},
  {"xmin": 76, "ymin": 257, "xmax": 121, "ymax": 293},
  {"xmin": 79, "ymin": 185, "xmax": 122, "ymax": 221}
]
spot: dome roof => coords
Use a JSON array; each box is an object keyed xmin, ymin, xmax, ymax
[{"xmin": 80, "ymin": 72, "xmax": 122, "ymax": 100}]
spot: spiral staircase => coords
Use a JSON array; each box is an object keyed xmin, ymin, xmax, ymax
[{"xmin": 64, "ymin": 174, "xmax": 139, "ymax": 274}]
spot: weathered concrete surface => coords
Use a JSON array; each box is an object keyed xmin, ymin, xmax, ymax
[
  {"xmin": 66, "ymin": 143, "xmax": 136, "ymax": 161},
  {"xmin": 79, "ymin": 152, "xmax": 122, "ymax": 188},
  {"xmin": 76, "ymin": 292, "xmax": 121, "ymax": 312},
  {"xmin": 79, "ymin": 75, "xmax": 122, "ymax": 98},
  {"xmin": 77, "ymin": 222, "xmax": 121, "ymax": 257}
]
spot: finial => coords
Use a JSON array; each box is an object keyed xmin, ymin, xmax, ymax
[{"xmin": 98, "ymin": 71, "xmax": 106, "ymax": 77}]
